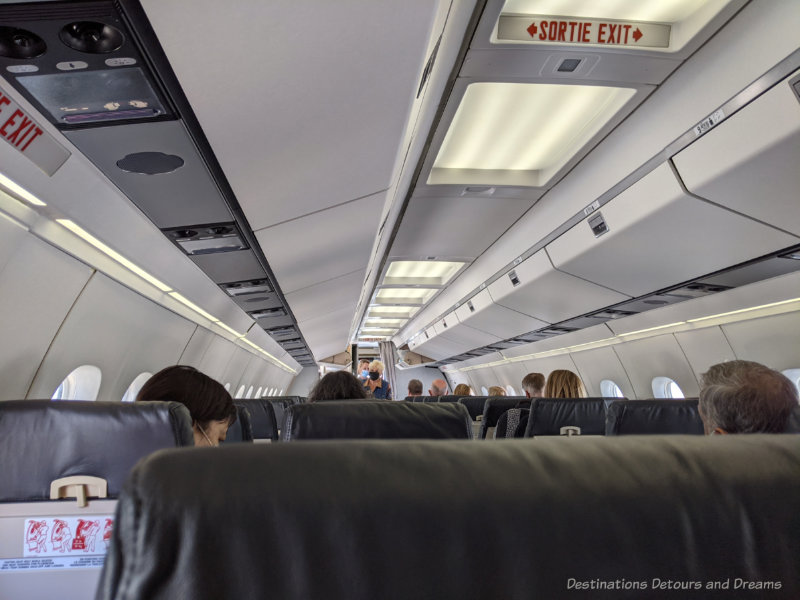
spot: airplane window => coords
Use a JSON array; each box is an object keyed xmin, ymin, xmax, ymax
[
  {"xmin": 121, "ymin": 372, "xmax": 152, "ymax": 403},
  {"xmin": 224, "ymin": 383, "xmax": 231, "ymax": 392},
  {"xmin": 480, "ymin": 386, "xmax": 488, "ymax": 395},
  {"xmin": 235, "ymin": 385, "xmax": 246, "ymax": 399},
  {"xmin": 255, "ymin": 386, "xmax": 263, "ymax": 398},
  {"xmin": 652, "ymin": 377, "xmax": 684, "ymax": 399},
  {"xmin": 600, "ymin": 379, "xmax": 625, "ymax": 398},
  {"xmin": 245, "ymin": 386, "xmax": 254, "ymax": 399},
  {"xmin": 279, "ymin": 388, "xmax": 284, "ymax": 396},
  {"xmin": 51, "ymin": 365, "xmax": 102, "ymax": 401},
  {"xmin": 506, "ymin": 385, "xmax": 516, "ymax": 395},
  {"xmin": 782, "ymin": 369, "xmax": 800, "ymax": 396}
]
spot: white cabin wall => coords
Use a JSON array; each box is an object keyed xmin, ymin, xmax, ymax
[
  {"xmin": 611, "ymin": 335, "xmax": 700, "ymax": 399},
  {"xmin": 27, "ymin": 272, "xmax": 196, "ymax": 402},
  {"xmin": 721, "ymin": 312, "xmax": 800, "ymax": 371},
  {"xmin": 0, "ymin": 221, "xmax": 93, "ymax": 400},
  {"xmin": 673, "ymin": 328, "xmax": 737, "ymax": 383},
  {"xmin": 286, "ymin": 366, "xmax": 319, "ymax": 398},
  {"xmin": 395, "ymin": 366, "xmax": 444, "ymax": 398},
  {"xmin": 0, "ymin": 215, "xmax": 296, "ymax": 401},
  {"xmin": 570, "ymin": 347, "xmax": 635, "ymax": 399}
]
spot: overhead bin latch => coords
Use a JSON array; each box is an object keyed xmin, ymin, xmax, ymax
[
  {"xmin": 50, "ymin": 476, "xmax": 108, "ymax": 508},
  {"xmin": 588, "ymin": 212, "xmax": 609, "ymax": 238}
]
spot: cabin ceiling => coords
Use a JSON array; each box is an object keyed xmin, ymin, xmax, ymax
[
  {"xmin": 4, "ymin": 0, "xmax": 796, "ymax": 371},
  {"xmin": 138, "ymin": 0, "xmax": 447, "ymax": 362}
]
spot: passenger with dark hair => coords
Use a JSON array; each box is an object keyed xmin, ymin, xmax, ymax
[
  {"xmin": 136, "ymin": 365, "xmax": 236, "ymax": 447},
  {"xmin": 309, "ymin": 370, "xmax": 367, "ymax": 402},
  {"xmin": 407, "ymin": 379, "xmax": 423, "ymax": 397},
  {"xmin": 453, "ymin": 383, "xmax": 471, "ymax": 397},
  {"xmin": 521, "ymin": 372, "xmax": 545, "ymax": 398},
  {"xmin": 357, "ymin": 359, "xmax": 371, "ymax": 382},
  {"xmin": 544, "ymin": 369, "xmax": 587, "ymax": 399},
  {"xmin": 699, "ymin": 360, "xmax": 798, "ymax": 434}
]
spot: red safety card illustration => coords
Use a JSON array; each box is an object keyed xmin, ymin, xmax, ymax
[{"xmin": 22, "ymin": 516, "xmax": 114, "ymax": 558}]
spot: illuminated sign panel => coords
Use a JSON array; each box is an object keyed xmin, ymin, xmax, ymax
[{"xmin": 498, "ymin": 16, "xmax": 671, "ymax": 48}]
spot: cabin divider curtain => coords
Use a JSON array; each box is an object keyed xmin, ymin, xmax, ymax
[{"xmin": 379, "ymin": 341, "xmax": 399, "ymax": 401}]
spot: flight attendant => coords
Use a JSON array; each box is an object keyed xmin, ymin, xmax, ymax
[{"xmin": 363, "ymin": 360, "xmax": 392, "ymax": 400}]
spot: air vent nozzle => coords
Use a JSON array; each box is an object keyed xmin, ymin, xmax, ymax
[
  {"xmin": 0, "ymin": 26, "xmax": 46, "ymax": 59},
  {"xmin": 59, "ymin": 21, "xmax": 123, "ymax": 54},
  {"xmin": 164, "ymin": 223, "xmax": 247, "ymax": 255}
]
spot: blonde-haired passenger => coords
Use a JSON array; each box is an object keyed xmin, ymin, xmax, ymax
[
  {"xmin": 453, "ymin": 383, "xmax": 472, "ymax": 397},
  {"xmin": 544, "ymin": 369, "xmax": 587, "ymax": 398},
  {"xmin": 487, "ymin": 385, "xmax": 506, "ymax": 397},
  {"xmin": 363, "ymin": 360, "xmax": 392, "ymax": 400}
]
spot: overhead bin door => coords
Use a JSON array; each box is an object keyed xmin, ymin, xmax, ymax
[
  {"xmin": 488, "ymin": 249, "xmax": 630, "ymax": 323},
  {"xmin": 547, "ymin": 162, "xmax": 799, "ymax": 298},
  {"xmin": 672, "ymin": 72, "xmax": 800, "ymax": 237},
  {"xmin": 431, "ymin": 312, "xmax": 502, "ymax": 356},
  {"xmin": 410, "ymin": 325, "xmax": 467, "ymax": 361},
  {"xmin": 454, "ymin": 288, "xmax": 549, "ymax": 339}
]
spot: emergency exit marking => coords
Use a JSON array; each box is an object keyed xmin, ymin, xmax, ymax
[
  {"xmin": 498, "ymin": 15, "xmax": 671, "ymax": 49},
  {"xmin": 0, "ymin": 84, "xmax": 70, "ymax": 175}
]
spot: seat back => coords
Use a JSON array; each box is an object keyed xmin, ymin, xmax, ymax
[
  {"xmin": 223, "ymin": 404, "xmax": 254, "ymax": 443},
  {"xmin": 265, "ymin": 399, "xmax": 290, "ymax": 433},
  {"xmin": 97, "ymin": 436, "xmax": 800, "ymax": 600},
  {"xmin": 524, "ymin": 398, "xmax": 609, "ymax": 437},
  {"xmin": 606, "ymin": 399, "xmax": 705, "ymax": 435},
  {"xmin": 457, "ymin": 396, "xmax": 487, "ymax": 420},
  {"xmin": 478, "ymin": 397, "xmax": 526, "ymax": 439},
  {"xmin": 281, "ymin": 401, "xmax": 472, "ymax": 440},
  {"xmin": 437, "ymin": 395, "xmax": 460, "ymax": 403},
  {"xmin": 229, "ymin": 399, "xmax": 279, "ymax": 441},
  {"xmin": 493, "ymin": 408, "xmax": 528, "ymax": 439},
  {"xmin": 0, "ymin": 399, "xmax": 193, "ymax": 600}
]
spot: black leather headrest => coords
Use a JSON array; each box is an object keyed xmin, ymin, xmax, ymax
[
  {"xmin": 457, "ymin": 396, "xmax": 487, "ymax": 420},
  {"xmin": 97, "ymin": 436, "xmax": 800, "ymax": 600},
  {"xmin": 606, "ymin": 399, "xmax": 705, "ymax": 435},
  {"xmin": 478, "ymin": 397, "xmax": 526, "ymax": 439},
  {"xmin": 230, "ymin": 399, "xmax": 278, "ymax": 441},
  {"xmin": 281, "ymin": 401, "xmax": 472, "ymax": 440},
  {"xmin": 525, "ymin": 398, "xmax": 608, "ymax": 437},
  {"xmin": 0, "ymin": 400, "xmax": 193, "ymax": 502},
  {"xmin": 224, "ymin": 404, "xmax": 254, "ymax": 443},
  {"xmin": 437, "ymin": 395, "xmax": 460, "ymax": 403}
]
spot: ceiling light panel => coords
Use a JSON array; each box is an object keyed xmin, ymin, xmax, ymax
[
  {"xmin": 364, "ymin": 318, "xmax": 407, "ymax": 327},
  {"xmin": 429, "ymin": 83, "xmax": 636, "ymax": 187},
  {"xmin": 368, "ymin": 306, "xmax": 419, "ymax": 319},
  {"xmin": 375, "ymin": 288, "xmax": 438, "ymax": 305},
  {"xmin": 382, "ymin": 260, "xmax": 466, "ymax": 287}
]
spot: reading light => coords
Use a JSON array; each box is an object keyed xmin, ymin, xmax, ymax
[
  {"xmin": 57, "ymin": 219, "xmax": 172, "ymax": 292},
  {"xmin": 0, "ymin": 172, "xmax": 47, "ymax": 206}
]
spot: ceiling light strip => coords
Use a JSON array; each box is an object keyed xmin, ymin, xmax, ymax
[
  {"xmin": 0, "ymin": 172, "xmax": 47, "ymax": 206},
  {"xmin": 57, "ymin": 219, "xmax": 172, "ymax": 292},
  {"xmin": 686, "ymin": 298, "xmax": 800, "ymax": 323}
]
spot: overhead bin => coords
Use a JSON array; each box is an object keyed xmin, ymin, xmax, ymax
[
  {"xmin": 421, "ymin": 312, "xmax": 503, "ymax": 358},
  {"xmin": 454, "ymin": 288, "xmax": 549, "ymax": 340},
  {"xmin": 547, "ymin": 163, "xmax": 800, "ymax": 298},
  {"xmin": 488, "ymin": 249, "xmax": 630, "ymax": 323},
  {"xmin": 672, "ymin": 71, "xmax": 800, "ymax": 237},
  {"xmin": 408, "ymin": 325, "xmax": 467, "ymax": 360}
]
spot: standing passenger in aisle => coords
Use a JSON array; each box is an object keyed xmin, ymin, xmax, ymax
[{"xmin": 364, "ymin": 360, "xmax": 392, "ymax": 400}]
